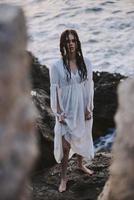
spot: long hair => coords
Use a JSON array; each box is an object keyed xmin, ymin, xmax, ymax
[{"xmin": 60, "ymin": 29, "xmax": 87, "ymax": 82}]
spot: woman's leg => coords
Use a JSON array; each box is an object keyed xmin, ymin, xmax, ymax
[
  {"xmin": 59, "ymin": 137, "xmax": 70, "ymax": 192},
  {"xmin": 77, "ymin": 154, "xmax": 93, "ymax": 175}
]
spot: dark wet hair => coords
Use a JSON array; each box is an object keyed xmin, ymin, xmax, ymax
[{"xmin": 60, "ymin": 29, "xmax": 87, "ymax": 82}]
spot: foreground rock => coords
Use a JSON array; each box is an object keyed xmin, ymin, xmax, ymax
[
  {"xmin": 32, "ymin": 152, "xmax": 111, "ymax": 200},
  {"xmin": 0, "ymin": 5, "xmax": 38, "ymax": 200},
  {"xmin": 98, "ymin": 78, "xmax": 134, "ymax": 200}
]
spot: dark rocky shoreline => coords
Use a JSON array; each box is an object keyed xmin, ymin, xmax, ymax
[{"xmin": 32, "ymin": 151, "xmax": 111, "ymax": 200}]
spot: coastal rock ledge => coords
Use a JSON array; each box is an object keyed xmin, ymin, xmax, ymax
[{"xmin": 32, "ymin": 152, "xmax": 111, "ymax": 200}]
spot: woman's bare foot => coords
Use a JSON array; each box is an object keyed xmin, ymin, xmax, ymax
[
  {"xmin": 58, "ymin": 179, "xmax": 67, "ymax": 193},
  {"xmin": 78, "ymin": 165, "xmax": 94, "ymax": 175}
]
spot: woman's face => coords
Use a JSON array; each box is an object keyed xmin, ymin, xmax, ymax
[{"xmin": 66, "ymin": 33, "xmax": 77, "ymax": 55}]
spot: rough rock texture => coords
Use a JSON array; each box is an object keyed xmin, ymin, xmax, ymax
[
  {"xmin": 29, "ymin": 52, "xmax": 50, "ymax": 94},
  {"xmin": 98, "ymin": 78, "xmax": 134, "ymax": 200},
  {"xmin": 31, "ymin": 89, "xmax": 55, "ymax": 169},
  {"xmin": 28, "ymin": 52, "xmax": 55, "ymax": 169},
  {"xmin": 93, "ymin": 72, "xmax": 125, "ymax": 138},
  {"xmin": 32, "ymin": 152, "xmax": 111, "ymax": 200},
  {"xmin": 0, "ymin": 4, "xmax": 38, "ymax": 200}
]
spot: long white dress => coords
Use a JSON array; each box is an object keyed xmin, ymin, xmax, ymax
[{"xmin": 49, "ymin": 57, "xmax": 94, "ymax": 163}]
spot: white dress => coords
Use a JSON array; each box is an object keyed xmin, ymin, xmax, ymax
[{"xmin": 49, "ymin": 57, "xmax": 94, "ymax": 163}]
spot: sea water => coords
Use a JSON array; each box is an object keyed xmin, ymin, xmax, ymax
[{"xmin": 2, "ymin": 0, "xmax": 134, "ymax": 76}]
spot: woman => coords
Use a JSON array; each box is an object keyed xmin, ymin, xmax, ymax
[{"xmin": 49, "ymin": 29, "xmax": 94, "ymax": 192}]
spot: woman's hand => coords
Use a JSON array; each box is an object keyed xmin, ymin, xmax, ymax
[
  {"xmin": 57, "ymin": 112, "xmax": 66, "ymax": 124},
  {"xmin": 85, "ymin": 109, "xmax": 92, "ymax": 120}
]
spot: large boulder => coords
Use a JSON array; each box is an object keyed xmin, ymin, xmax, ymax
[
  {"xmin": 28, "ymin": 52, "xmax": 55, "ymax": 169},
  {"xmin": 98, "ymin": 78, "xmax": 134, "ymax": 200},
  {"xmin": 93, "ymin": 71, "xmax": 125, "ymax": 139}
]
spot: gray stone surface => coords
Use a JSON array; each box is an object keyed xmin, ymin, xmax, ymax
[
  {"xmin": 0, "ymin": 4, "xmax": 38, "ymax": 200},
  {"xmin": 98, "ymin": 78, "xmax": 134, "ymax": 200}
]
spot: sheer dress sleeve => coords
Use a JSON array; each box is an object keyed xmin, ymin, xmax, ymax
[
  {"xmin": 86, "ymin": 58, "xmax": 94, "ymax": 112},
  {"xmin": 49, "ymin": 63, "xmax": 64, "ymax": 116}
]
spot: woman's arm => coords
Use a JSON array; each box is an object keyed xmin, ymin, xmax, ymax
[
  {"xmin": 49, "ymin": 63, "xmax": 66, "ymax": 123},
  {"xmin": 85, "ymin": 58, "xmax": 94, "ymax": 120}
]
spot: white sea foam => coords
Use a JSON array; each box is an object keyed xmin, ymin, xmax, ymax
[{"xmin": 94, "ymin": 128, "xmax": 116, "ymax": 152}]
